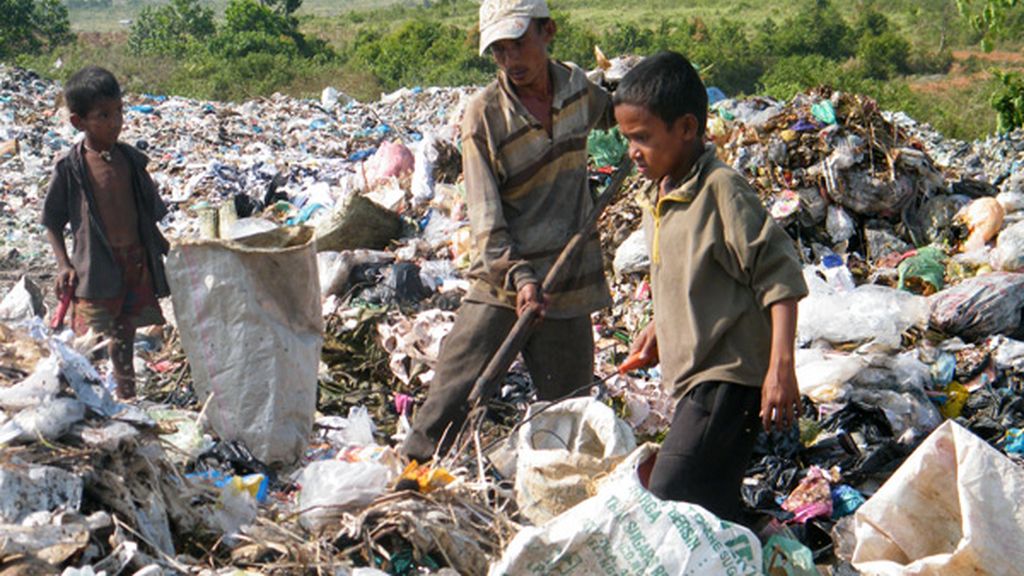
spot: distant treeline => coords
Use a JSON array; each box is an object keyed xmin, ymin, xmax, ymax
[{"xmin": 6, "ymin": 0, "xmax": 1024, "ymax": 137}]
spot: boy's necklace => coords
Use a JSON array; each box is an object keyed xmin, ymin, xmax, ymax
[{"xmin": 83, "ymin": 142, "xmax": 113, "ymax": 163}]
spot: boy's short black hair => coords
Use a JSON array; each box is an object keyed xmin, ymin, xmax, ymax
[
  {"xmin": 64, "ymin": 66, "xmax": 121, "ymax": 117},
  {"xmin": 614, "ymin": 51, "xmax": 707, "ymax": 137}
]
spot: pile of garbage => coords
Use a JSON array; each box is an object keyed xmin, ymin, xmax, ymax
[{"xmin": 3, "ymin": 57, "xmax": 1024, "ymax": 575}]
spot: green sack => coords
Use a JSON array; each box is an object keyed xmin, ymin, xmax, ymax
[
  {"xmin": 897, "ymin": 245, "xmax": 947, "ymax": 294},
  {"xmin": 587, "ymin": 127, "xmax": 628, "ymax": 168}
]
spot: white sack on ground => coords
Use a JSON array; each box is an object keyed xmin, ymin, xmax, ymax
[{"xmin": 167, "ymin": 226, "xmax": 322, "ymax": 465}]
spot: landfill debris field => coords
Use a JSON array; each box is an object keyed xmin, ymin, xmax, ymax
[{"xmin": 2, "ymin": 57, "xmax": 1024, "ymax": 576}]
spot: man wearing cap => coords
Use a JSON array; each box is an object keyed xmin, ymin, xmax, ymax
[{"xmin": 400, "ymin": 0, "xmax": 615, "ymax": 463}]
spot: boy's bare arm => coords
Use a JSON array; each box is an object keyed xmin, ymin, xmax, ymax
[
  {"xmin": 45, "ymin": 226, "xmax": 76, "ymax": 296},
  {"xmin": 761, "ymin": 298, "xmax": 800, "ymax": 432}
]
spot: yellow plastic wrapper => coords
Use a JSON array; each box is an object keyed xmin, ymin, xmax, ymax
[
  {"xmin": 400, "ymin": 461, "xmax": 455, "ymax": 493},
  {"xmin": 940, "ymin": 381, "xmax": 969, "ymax": 420}
]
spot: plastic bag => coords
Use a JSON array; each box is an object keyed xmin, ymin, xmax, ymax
[
  {"xmin": 0, "ymin": 355, "xmax": 60, "ymax": 411},
  {"xmin": 167, "ymin": 226, "xmax": 323, "ymax": 465},
  {"xmin": 515, "ymin": 398, "xmax": 636, "ymax": 525},
  {"xmin": 764, "ymin": 534, "xmax": 818, "ymax": 576},
  {"xmin": 798, "ymin": 268, "xmax": 930, "ymax": 349},
  {"xmin": 847, "ymin": 388, "xmax": 942, "ymax": 438},
  {"xmin": 990, "ymin": 335, "xmax": 1024, "ymax": 372},
  {"xmin": 781, "ymin": 465, "xmax": 835, "ymax": 524},
  {"xmin": 410, "ymin": 133, "xmax": 439, "ymax": 205},
  {"xmin": 826, "ymin": 204, "xmax": 856, "ymax": 244},
  {"xmin": 316, "ymin": 406, "xmax": 376, "ymax": 449},
  {"xmin": 897, "ymin": 246, "xmax": 946, "ymax": 294},
  {"xmin": 363, "ymin": 140, "xmax": 414, "ymax": 187},
  {"xmin": 956, "ymin": 197, "xmax": 1005, "ymax": 252},
  {"xmin": 811, "ymin": 100, "xmax": 837, "ymax": 125},
  {"xmin": 0, "ymin": 276, "xmax": 45, "ymax": 325},
  {"xmin": 0, "ymin": 397, "xmax": 86, "ymax": 445},
  {"xmin": 492, "ymin": 444, "xmax": 763, "ymax": 575},
  {"xmin": 997, "ymin": 190, "xmax": 1024, "ymax": 213},
  {"xmin": 223, "ymin": 217, "xmax": 277, "ymax": 240},
  {"xmin": 992, "ymin": 220, "xmax": 1024, "ymax": 272},
  {"xmin": 794, "ymin": 349, "xmax": 866, "ymax": 403},
  {"xmin": 928, "ymin": 272, "xmax": 1024, "ymax": 342},
  {"xmin": 612, "ymin": 227, "xmax": 649, "ymax": 276},
  {"xmin": 851, "ymin": 421, "xmax": 1024, "ymax": 575},
  {"xmin": 820, "ymin": 253, "xmax": 856, "ymax": 291},
  {"xmin": 297, "ymin": 460, "xmax": 391, "ymax": 533}
]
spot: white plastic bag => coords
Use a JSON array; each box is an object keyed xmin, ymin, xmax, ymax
[
  {"xmin": 297, "ymin": 460, "xmax": 391, "ymax": 532},
  {"xmin": 0, "ymin": 355, "xmax": 61, "ymax": 411},
  {"xmin": 612, "ymin": 227, "xmax": 650, "ymax": 276},
  {"xmin": 167, "ymin": 226, "xmax": 323, "ymax": 465},
  {"xmin": 798, "ymin": 268, "xmax": 929, "ymax": 349},
  {"xmin": 316, "ymin": 406, "xmax": 376, "ymax": 449},
  {"xmin": 515, "ymin": 398, "xmax": 636, "ymax": 525},
  {"xmin": 991, "ymin": 220, "xmax": 1024, "ymax": 272},
  {"xmin": 826, "ymin": 204, "xmax": 856, "ymax": 244},
  {"xmin": 991, "ymin": 335, "xmax": 1024, "ymax": 372},
  {"xmin": 492, "ymin": 444, "xmax": 763, "ymax": 576},
  {"xmin": 411, "ymin": 132, "xmax": 439, "ymax": 205},
  {"xmin": 0, "ymin": 397, "xmax": 86, "ymax": 445},
  {"xmin": 794, "ymin": 349, "xmax": 867, "ymax": 403},
  {"xmin": 851, "ymin": 421, "xmax": 1024, "ymax": 575},
  {"xmin": 0, "ymin": 276, "xmax": 45, "ymax": 325}
]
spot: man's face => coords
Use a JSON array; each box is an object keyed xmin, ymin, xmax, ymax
[
  {"xmin": 615, "ymin": 103, "xmax": 699, "ymax": 183},
  {"xmin": 71, "ymin": 96, "xmax": 123, "ymax": 150},
  {"xmin": 489, "ymin": 20, "xmax": 554, "ymax": 89}
]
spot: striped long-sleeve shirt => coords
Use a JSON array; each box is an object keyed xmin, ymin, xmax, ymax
[{"xmin": 461, "ymin": 59, "xmax": 614, "ymax": 319}]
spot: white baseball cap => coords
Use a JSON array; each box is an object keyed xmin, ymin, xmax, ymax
[{"xmin": 478, "ymin": 0, "xmax": 551, "ymax": 56}]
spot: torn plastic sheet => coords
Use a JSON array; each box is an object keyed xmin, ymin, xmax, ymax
[
  {"xmin": 0, "ymin": 396, "xmax": 85, "ymax": 444},
  {"xmin": 0, "ymin": 354, "xmax": 61, "ymax": 411},
  {"xmin": 0, "ymin": 463, "xmax": 82, "ymax": 524},
  {"xmin": 50, "ymin": 338, "xmax": 121, "ymax": 418}
]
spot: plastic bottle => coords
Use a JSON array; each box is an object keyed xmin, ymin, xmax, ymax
[{"xmin": 821, "ymin": 254, "xmax": 856, "ymax": 292}]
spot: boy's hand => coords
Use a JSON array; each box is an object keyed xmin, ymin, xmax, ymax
[
  {"xmin": 760, "ymin": 362, "xmax": 800, "ymax": 432},
  {"xmin": 627, "ymin": 321, "xmax": 659, "ymax": 368},
  {"xmin": 516, "ymin": 282, "xmax": 548, "ymax": 319},
  {"xmin": 56, "ymin": 265, "xmax": 77, "ymax": 297}
]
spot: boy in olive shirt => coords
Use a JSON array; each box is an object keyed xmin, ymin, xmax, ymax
[{"xmin": 614, "ymin": 52, "xmax": 808, "ymax": 522}]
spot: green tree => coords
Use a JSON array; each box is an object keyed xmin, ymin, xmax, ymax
[
  {"xmin": 127, "ymin": 0, "xmax": 215, "ymax": 57},
  {"xmin": 354, "ymin": 19, "xmax": 490, "ymax": 89},
  {"xmin": 958, "ymin": 0, "xmax": 1024, "ymax": 131},
  {"xmin": 992, "ymin": 71, "xmax": 1024, "ymax": 132},
  {"xmin": 0, "ymin": 0, "xmax": 72, "ymax": 60},
  {"xmin": 762, "ymin": 0, "xmax": 855, "ymax": 61},
  {"xmin": 214, "ymin": 0, "xmax": 328, "ymax": 59},
  {"xmin": 258, "ymin": 0, "xmax": 302, "ymax": 15},
  {"xmin": 857, "ymin": 34, "xmax": 908, "ymax": 79},
  {"xmin": 957, "ymin": 0, "xmax": 1023, "ymax": 51},
  {"xmin": 549, "ymin": 10, "xmax": 600, "ymax": 67}
]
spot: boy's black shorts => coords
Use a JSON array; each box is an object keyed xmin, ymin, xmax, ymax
[{"xmin": 647, "ymin": 380, "xmax": 761, "ymax": 524}]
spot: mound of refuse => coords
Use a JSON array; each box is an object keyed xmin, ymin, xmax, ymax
[{"xmin": 3, "ymin": 60, "xmax": 1024, "ymax": 575}]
